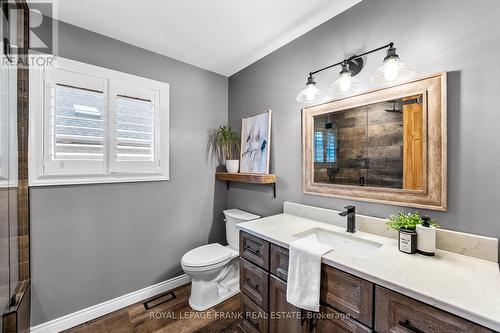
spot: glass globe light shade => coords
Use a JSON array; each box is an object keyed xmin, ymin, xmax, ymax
[
  {"xmin": 370, "ymin": 52, "xmax": 415, "ymax": 85},
  {"xmin": 296, "ymin": 76, "xmax": 320, "ymax": 103},
  {"xmin": 328, "ymin": 64, "xmax": 360, "ymax": 97}
]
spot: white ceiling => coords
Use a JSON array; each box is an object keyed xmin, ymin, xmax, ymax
[{"xmin": 49, "ymin": 0, "xmax": 361, "ymax": 76}]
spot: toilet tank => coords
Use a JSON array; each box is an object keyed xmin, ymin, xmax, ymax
[{"xmin": 223, "ymin": 209, "xmax": 260, "ymax": 250}]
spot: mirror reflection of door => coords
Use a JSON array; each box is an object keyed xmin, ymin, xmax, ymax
[
  {"xmin": 403, "ymin": 96, "xmax": 424, "ymax": 190},
  {"xmin": 312, "ymin": 94, "xmax": 424, "ymax": 191}
]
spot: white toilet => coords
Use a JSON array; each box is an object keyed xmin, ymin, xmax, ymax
[{"xmin": 181, "ymin": 209, "xmax": 260, "ymax": 311}]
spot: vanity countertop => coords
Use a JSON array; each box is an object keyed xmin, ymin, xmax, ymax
[{"xmin": 237, "ymin": 213, "xmax": 500, "ymax": 331}]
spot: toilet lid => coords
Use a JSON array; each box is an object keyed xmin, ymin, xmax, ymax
[{"xmin": 182, "ymin": 243, "xmax": 233, "ymax": 267}]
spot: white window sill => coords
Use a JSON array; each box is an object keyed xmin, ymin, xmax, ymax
[{"xmin": 29, "ymin": 173, "xmax": 169, "ymax": 187}]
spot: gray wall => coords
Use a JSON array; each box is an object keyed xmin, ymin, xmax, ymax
[
  {"xmin": 30, "ymin": 21, "xmax": 228, "ymax": 325},
  {"xmin": 228, "ymin": 0, "xmax": 500, "ymax": 239}
]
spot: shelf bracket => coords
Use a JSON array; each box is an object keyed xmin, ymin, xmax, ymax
[{"xmin": 224, "ymin": 181, "xmax": 276, "ymax": 198}]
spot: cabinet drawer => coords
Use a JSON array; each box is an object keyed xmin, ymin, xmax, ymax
[
  {"xmin": 317, "ymin": 305, "xmax": 373, "ymax": 333},
  {"xmin": 270, "ymin": 244, "xmax": 289, "ymax": 281},
  {"xmin": 241, "ymin": 258, "xmax": 269, "ymax": 311},
  {"xmin": 320, "ymin": 265, "xmax": 374, "ymax": 328},
  {"xmin": 240, "ymin": 294, "xmax": 269, "ymax": 333},
  {"xmin": 240, "ymin": 231, "xmax": 270, "ymax": 270},
  {"xmin": 375, "ymin": 286, "xmax": 493, "ymax": 333}
]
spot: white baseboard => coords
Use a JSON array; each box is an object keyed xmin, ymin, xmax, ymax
[{"xmin": 30, "ymin": 274, "xmax": 191, "ymax": 333}]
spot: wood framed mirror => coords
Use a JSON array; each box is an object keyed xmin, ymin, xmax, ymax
[{"xmin": 302, "ymin": 72, "xmax": 447, "ymax": 211}]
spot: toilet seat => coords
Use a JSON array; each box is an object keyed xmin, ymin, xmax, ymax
[{"xmin": 181, "ymin": 243, "xmax": 237, "ymax": 270}]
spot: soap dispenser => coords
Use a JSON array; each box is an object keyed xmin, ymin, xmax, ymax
[{"xmin": 416, "ymin": 216, "xmax": 436, "ymax": 256}]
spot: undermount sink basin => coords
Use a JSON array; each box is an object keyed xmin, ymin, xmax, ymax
[{"xmin": 293, "ymin": 228, "xmax": 382, "ymax": 259}]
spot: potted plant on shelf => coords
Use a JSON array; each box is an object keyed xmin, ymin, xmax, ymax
[
  {"xmin": 206, "ymin": 125, "xmax": 240, "ymax": 173},
  {"xmin": 387, "ymin": 211, "xmax": 438, "ymax": 254}
]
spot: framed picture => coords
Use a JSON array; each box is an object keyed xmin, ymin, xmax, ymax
[{"xmin": 240, "ymin": 110, "xmax": 272, "ymax": 174}]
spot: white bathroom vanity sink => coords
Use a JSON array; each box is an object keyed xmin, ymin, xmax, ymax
[{"xmin": 293, "ymin": 227, "xmax": 383, "ymax": 259}]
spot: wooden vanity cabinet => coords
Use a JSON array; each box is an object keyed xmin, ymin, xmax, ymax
[{"xmin": 239, "ymin": 231, "xmax": 493, "ymax": 333}]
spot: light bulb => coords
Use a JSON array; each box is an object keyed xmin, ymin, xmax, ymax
[
  {"xmin": 305, "ymin": 85, "xmax": 317, "ymax": 101},
  {"xmin": 338, "ymin": 72, "xmax": 353, "ymax": 92},
  {"xmin": 383, "ymin": 58, "xmax": 400, "ymax": 81},
  {"xmin": 296, "ymin": 81, "xmax": 320, "ymax": 103}
]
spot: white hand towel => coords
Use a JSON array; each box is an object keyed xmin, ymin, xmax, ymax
[{"xmin": 286, "ymin": 235, "xmax": 334, "ymax": 312}]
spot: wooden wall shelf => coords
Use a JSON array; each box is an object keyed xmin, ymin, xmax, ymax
[{"xmin": 215, "ymin": 172, "xmax": 277, "ymax": 198}]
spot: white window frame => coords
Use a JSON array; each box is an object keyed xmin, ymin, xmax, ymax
[{"xmin": 29, "ymin": 57, "xmax": 169, "ymax": 186}]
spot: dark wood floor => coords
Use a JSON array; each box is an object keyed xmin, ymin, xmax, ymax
[{"xmin": 64, "ymin": 284, "xmax": 241, "ymax": 333}]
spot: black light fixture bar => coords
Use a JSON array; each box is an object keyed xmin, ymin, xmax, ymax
[{"xmin": 308, "ymin": 42, "xmax": 394, "ymax": 77}]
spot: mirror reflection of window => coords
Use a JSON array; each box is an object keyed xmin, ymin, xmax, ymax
[
  {"xmin": 312, "ymin": 94, "xmax": 423, "ymax": 191},
  {"xmin": 314, "ymin": 116, "xmax": 340, "ymax": 184},
  {"xmin": 314, "ymin": 131, "xmax": 324, "ymax": 163},
  {"xmin": 325, "ymin": 130, "xmax": 336, "ymax": 163},
  {"xmin": 314, "ymin": 129, "xmax": 336, "ymax": 163}
]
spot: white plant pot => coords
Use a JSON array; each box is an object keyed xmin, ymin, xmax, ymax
[{"xmin": 225, "ymin": 160, "xmax": 239, "ymax": 173}]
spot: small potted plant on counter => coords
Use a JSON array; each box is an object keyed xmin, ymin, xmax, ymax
[
  {"xmin": 387, "ymin": 212, "xmax": 438, "ymax": 254},
  {"xmin": 207, "ymin": 125, "xmax": 240, "ymax": 173}
]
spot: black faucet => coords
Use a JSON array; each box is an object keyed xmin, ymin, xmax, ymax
[{"xmin": 339, "ymin": 206, "xmax": 356, "ymax": 233}]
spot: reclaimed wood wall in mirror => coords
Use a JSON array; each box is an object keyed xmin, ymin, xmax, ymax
[{"xmin": 302, "ymin": 72, "xmax": 447, "ymax": 211}]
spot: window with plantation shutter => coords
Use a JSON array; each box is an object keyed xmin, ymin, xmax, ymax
[{"xmin": 30, "ymin": 57, "xmax": 169, "ymax": 186}]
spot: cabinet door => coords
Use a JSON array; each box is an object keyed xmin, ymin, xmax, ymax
[
  {"xmin": 270, "ymin": 244, "xmax": 289, "ymax": 281},
  {"xmin": 317, "ymin": 305, "xmax": 372, "ymax": 333},
  {"xmin": 269, "ymin": 275, "xmax": 306, "ymax": 333}
]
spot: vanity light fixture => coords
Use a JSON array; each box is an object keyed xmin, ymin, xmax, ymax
[{"xmin": 297, "ymin": 42, "xmax": 415, "ymax": 104}]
